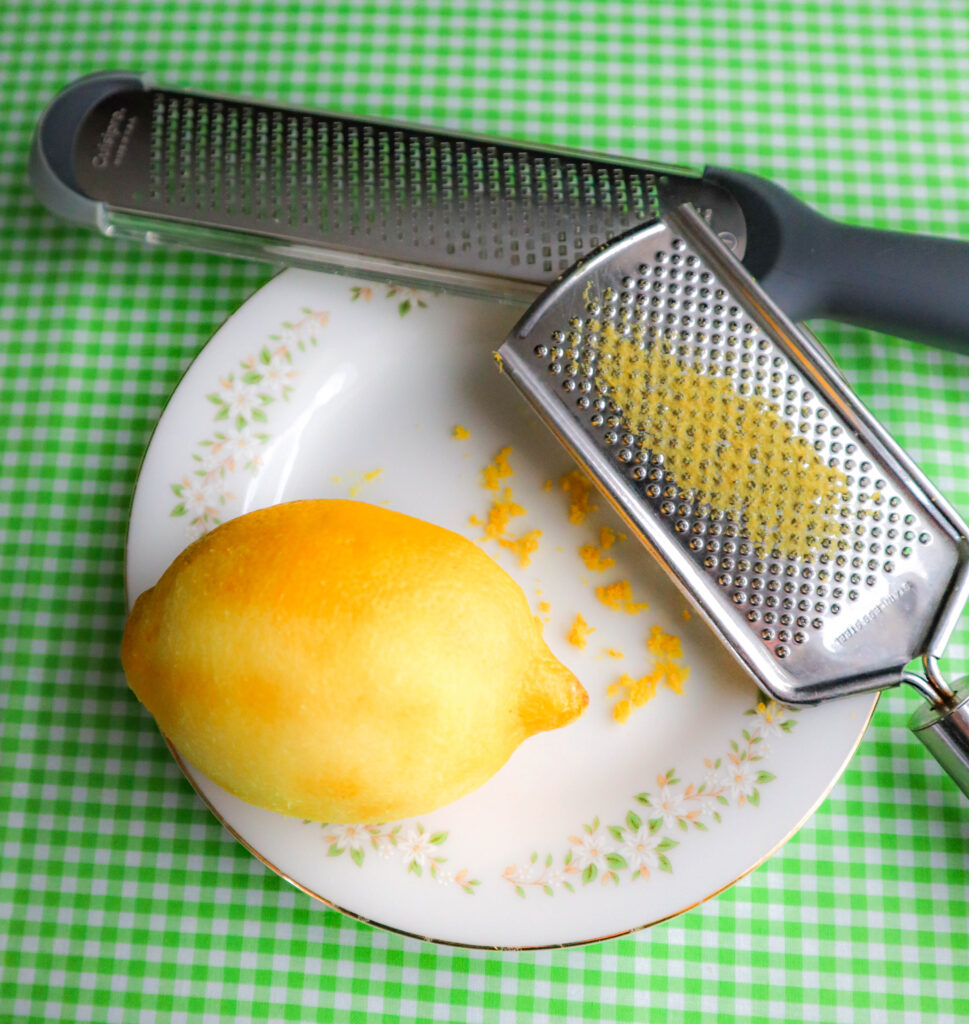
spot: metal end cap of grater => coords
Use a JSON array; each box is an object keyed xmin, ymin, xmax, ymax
[{"xmin": 497, "ymin": 203, "xmax": 969, "ymax": 711}]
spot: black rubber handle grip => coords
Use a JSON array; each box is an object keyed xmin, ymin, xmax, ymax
[{"xmin": 705, "ymin": 166, "xmax": 969, "ymax": 355}]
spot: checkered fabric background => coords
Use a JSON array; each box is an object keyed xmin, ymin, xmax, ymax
[{"xmin": 2, "ymin": 1, "xmax": 968, "ymax": 1020}]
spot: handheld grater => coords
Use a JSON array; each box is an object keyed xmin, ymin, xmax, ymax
[{"xmin": 498, "ymin": 204, "xmax": 969, "ymax": 797}]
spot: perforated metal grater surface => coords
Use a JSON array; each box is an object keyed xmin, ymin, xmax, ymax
[
  {"xmin": 499, "ymin": 205, "xmax": 969, "ymax": 709},
  {"xmin": 65, "ymin": 80, "xmax": 745, "ymax": 297}
]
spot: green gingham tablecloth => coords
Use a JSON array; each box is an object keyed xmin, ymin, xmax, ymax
[{"xmin": 2, "ymin": 1, "xmax": 968, "ymax": 1020}]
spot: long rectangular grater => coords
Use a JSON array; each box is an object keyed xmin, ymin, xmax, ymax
[
  {"xmin": 498, "ymin": 204, "xmax": 969, "ymax": 796},
  {"xmin": 31, "ymin": 72, "xmax": 969, "ymax": 349},
  {"xmin": 30, "ymin": 71, "xmax": 745, "ymax": 300}
]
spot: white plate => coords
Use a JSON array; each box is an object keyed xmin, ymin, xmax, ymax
[{"xmin": 126, "ymin": 269, "xmax": 876, "ymax": 948}]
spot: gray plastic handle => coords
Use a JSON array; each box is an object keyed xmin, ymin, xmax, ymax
[
  {"xmin": 909, "ymin": 683, "xmax": 969, "ymax": 798},
  {"xmin": 706, "ymin": 166, "xmax": 969, "ymax": 355}
]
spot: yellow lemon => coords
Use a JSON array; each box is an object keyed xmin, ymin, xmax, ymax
[{"xmin": 121, "ymin": 500, "xmax": 587, "ymax": 822}]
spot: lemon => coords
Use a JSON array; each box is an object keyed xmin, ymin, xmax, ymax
[{"xmin": 121, "ymin": 500, "xmax": 587, "ymax": 823}]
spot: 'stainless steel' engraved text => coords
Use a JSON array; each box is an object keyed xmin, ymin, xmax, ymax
[{"xmin": 832, "ymin": 581, "xmax": 913, "ymax": 648}]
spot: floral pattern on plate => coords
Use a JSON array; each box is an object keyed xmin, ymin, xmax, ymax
[
  {"xmin": 169, "ymin": 307, "xmax": 328, "ymax": 537},
  {"xmin": 169, "ymin": 285, "xmax": 433, "ymax": 538},
  {"xmin": 315, "ymin": 822, "xmax": 480, "ymax": 895},
  {"xmin": 350, "ymin": 283, "xmax": 429, "ymax": 317},
  {"xmin": 503, "ymin": 700, "xmax": 797, "ymax": 897}
]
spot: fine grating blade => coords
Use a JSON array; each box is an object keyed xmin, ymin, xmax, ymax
[
  {"xmin": 67, "ymin": 83, "xmax": 745, "ymax": 296},
  {"xmin": 498, "ymin": 205, "xmax": 969, "ymax": 706}
]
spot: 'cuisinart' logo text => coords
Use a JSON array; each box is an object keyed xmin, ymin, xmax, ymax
[{"xmin": 832, "ymin": 581, "xmax": 913, "ymax": 649}]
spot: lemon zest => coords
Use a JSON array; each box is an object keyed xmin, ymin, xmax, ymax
[
  {"xmin": 481, "ymin": 488, "xmax": 525, "ymax": 538},
  {"xmin": 473, "ymin": 448, "xmax": 541, "ymax": 567},
  {"xmin": 348, "ymin": 467, "xmax": 384, "ymax": 497},
  {"xmin": 628, "ymin": 669, "xmax": 661, "ymax": 707},
  {"xmin": 578, "ymin": 543, "xmax": 616, "ymax": 572},
  {"xmin": 595, "ymin": 321, "xmax": 851, "ymax": 559},
  {"xmin": 481, "ymin": 447, "xmax": 514, "ymax": 492},
  {"xmin": 499, "ymin": 528, "xmax": 542, "ymax": 568},
  {"xmin": 566, "ymin": 612, "xmax": 595, "ymax": 650},
  {"xmin": 599, "ymin": 526, "xmax": 622, "ymax": 550},
  {"xmin": 663, "ymin": 662, "xmax": 690, "ymax": 695},
  {"xmin": 612, "ymin": 699, "xmax": 632, "ymax": 723},
  {"xmin": 595, "ymin": 579, "xmax": 649, "ymax": 614},
  {"xmin": 609, "ymin": 625, "xmax": 689, "ymax": 722},
  {"xmin": 647, "ymin": 624, "xmax": 683, "ymax": 661},
  {"xmin": 560, "ymin": 470, "xmax": 596, "ymax": 525}
]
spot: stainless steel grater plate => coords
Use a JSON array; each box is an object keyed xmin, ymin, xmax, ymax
[
  {"xmin": 498, "ymin": 205, "xmax": 969, "ymax": 709},
  {"xmin": 40, "ymin": 72, "xmax": 745, "ymax": 299}
]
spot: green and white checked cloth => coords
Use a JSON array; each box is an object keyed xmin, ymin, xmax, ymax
[{"xmin": 2, "ymin": 1, "xmax": 968, "ymax": 1020}]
